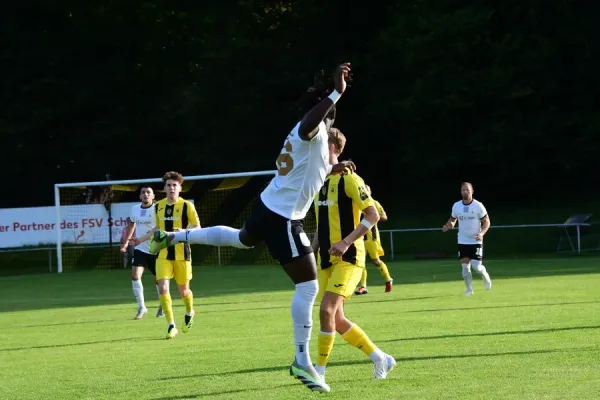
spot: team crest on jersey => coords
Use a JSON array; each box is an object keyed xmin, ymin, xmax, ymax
[
  {"xmin": 358, "ymin": 186, "xmax": 369, "ymax": 201},
  {"xmin": 166, "ymin": 208, "xmax": 172, "ymax": 215},
  {"xmin": 321, "ymin": 185, "xmax": 328, "ymax": 196}
]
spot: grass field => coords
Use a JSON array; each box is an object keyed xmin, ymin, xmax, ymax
[{"xmin": 1, "ymin": 257, "xmax": 599, "ymax": 399}]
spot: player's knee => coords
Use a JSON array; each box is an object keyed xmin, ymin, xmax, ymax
[
  {"xmin": 178, "ymin": 285, "xmax": 191, "ymax": 297},
  {"xmin": 371, "ymin": 258, "xmax": 381, "ymax": 266},
  {"xmin": 239, "ymin": 226, "xmax": 259, "ymax": 247},
  {"xmin": 157, "ymin": 280, "xmax": 169, "ymax": 294},
  {"xmin": 460, "ymin": 257, "xmax": 470, "ymax": 265},
  {"xmin": 471, "ymin": 260, "xmax": 483, "ymax": 273}
]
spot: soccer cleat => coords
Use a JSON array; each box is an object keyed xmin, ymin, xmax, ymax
[
  {"xmin": 464, "ymin": 289, "xmax": 474, "ymax": 296},
  {"xmin": 385, "ymin": 279, "xmax": 393, "ymax": 293},
  {"xmin": 149, "ymin": 230, "xmax": 176, "ymax": 254},
  {"xmin": 289, "ymin": 360, "xmax": 330, "ymax": 392},
  {"xmin": 182, "ymin": 311, "xmax": 195, "ymax": 333},
  {"xmin": 156, "ymin": 305, "xmax": 164, "ymax": 318},
  {"xmin": 134, "ymin": 307, "xmax": 148, "ymax": 320},
  {"xmin": 355, "ymin": 287, "xmax": 368, "ymax": 295},
  {"xmin": 374, "ymin": 354, "xmax": 397, "ymax": 379},
  {"xmin": 166, "ymin": 325, "xmax": 178, "ymax": 339},
  {"xmin": 483, "ymin": 274, "xmax": 492, "ymax": 291}
]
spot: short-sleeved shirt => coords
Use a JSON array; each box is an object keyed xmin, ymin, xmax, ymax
[
  {"xmin": 451, "ymin": 199, "xmax": 488, "ymax": 245},
  {"xmin": 314, "ymin": 171, "xmax": 375, "ymax": 269},
  {"xmin": 154, "ymin": 198, "xmax": 200, "ymax": 261}
]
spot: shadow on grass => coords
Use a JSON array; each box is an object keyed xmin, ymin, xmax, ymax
[
  {"xmin": 0, "ymin": 336, "xmax": 157, "ymax": 352},
  {"xmin": 379, "ymin": 325, "xmax": 600, "ymax": 343},
  {"xmin": 400, "ymin": 300, "xmax": 600, "ymax": 314},
  {"xmin": 158, "ymin": 346, "xmax": 596, "ymax": 383},
  {"xmin": 1, "ymin": 257, "xmax": 599, "ymax": 313}
]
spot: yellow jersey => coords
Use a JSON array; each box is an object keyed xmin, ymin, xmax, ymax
[
  {"xmin": 314, "ymin": 171, "xmax": 375, "ymax": 269},
  {"xmin": 365, "ymin": 200, "xmax": 386, "ymax": 242},
  {"xmin": 154, "ymin": 197, "xmax": 200, "ymax": 261}
]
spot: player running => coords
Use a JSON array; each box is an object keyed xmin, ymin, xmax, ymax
[
  {"xmin": 442, "ymin": 182, "xmax": 492, "ymax": 295},
  {"xmin": 121, "ymin": 186, "xmax": 163, "ymax": 319},
  {"xmin": 354, "ymin": 185, "xmax": 393, "ymax": 295}
]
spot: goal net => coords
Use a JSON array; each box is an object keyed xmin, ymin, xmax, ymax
[{"xmin": 53, "ymin": 170, "xmax": 294, "ymax": 273}]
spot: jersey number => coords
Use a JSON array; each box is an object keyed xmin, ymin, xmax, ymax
[{"xmin": 276, "ymin": 140, "xmax": 294, "ymax": 176}]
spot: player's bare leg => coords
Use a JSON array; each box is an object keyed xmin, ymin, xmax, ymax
[
  {"xmin": 460, "ymin": 257, "xmax": 474, "ymax": 295},
  {"xmin": 282, "ymin": 254, "xmax": 329, "ymax": 392},
  {"xmin": 131, "ymin": 266, "xmax": 148, "ymax": 319},
  {"xmin": 178, "ymin": 282, "xmax": 195, "ymax": 333},
  {"xmin": 158, "ymin": 279, "xmax": 178, "ymax": 339}
]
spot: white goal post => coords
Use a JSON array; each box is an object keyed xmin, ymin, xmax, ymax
[{"xmin": 53, "ymin": 170, "xmax": 276, "ymax": 273}]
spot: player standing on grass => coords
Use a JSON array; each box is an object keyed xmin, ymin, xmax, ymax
[
  {"xmin": 121, "ymin": 186, "xmax": 163, "ymax": 320},
  {"xmin": 354, "ymin": 185, "xmax": 393, "ymax": 295},
  {"xmin": 442, "ymin": 182, "xmax": 492, "ymax": 295},
  {"xmin": 133, "ymin": 172, "xmax": 200, "ymax": 339},
  {"xmin": 312, "ymin": 132, "xmax": 396, "ymax": 386},
  {"xmin": 150, "ymin": 63, "xmax": 355, "ymax": 393}
]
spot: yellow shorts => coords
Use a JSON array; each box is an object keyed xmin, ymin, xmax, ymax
[
  {"xmin": 156, "ymin": 259, "xmax": 192, "ymax": 285},
  {"xmin": 365, "ymin": 240, "xmax": 385, "ymax": 260},
  {"xmin": 317, "ymin": 261, "xmax": 364, "ymax": 301}
]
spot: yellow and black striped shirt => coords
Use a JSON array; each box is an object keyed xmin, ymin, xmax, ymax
[
  {"xmin": 365, "ymin": 200, "xmax": 386, "ymax": 242},
  {"xmin": 315, "ymin": 171, "xmax": 375, "ymax": 269},
  {"xmin": 154, "ymin": 197, "xmax": 200, "ymax": 261}
]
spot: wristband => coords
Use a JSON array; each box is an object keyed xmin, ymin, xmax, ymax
[
  {"xmin": 360, "ymin": 219, "xmax": 374, "ymax": 230},
  {"xmin": 328, "ymin": 90, "xmax": 342, "ymax": 104}
]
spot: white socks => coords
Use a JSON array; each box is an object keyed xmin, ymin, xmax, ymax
[
  {"xmin": 471, "ymin": 260, "xmax": 490, "ymax": 278},
  {"xmin": 172, "ymin": 226, "xmax": 251, "ymax": 249},
  {"xmin": 461, "ymin": 263, "xmax": 472, "ymax": 291},
  {"xmin": 291, "ymin": 280, "xmax": 318, "ymax": 366},
  {"xmin": 132, "ymin": 280, "xmax": 145, "ymax": 309}
]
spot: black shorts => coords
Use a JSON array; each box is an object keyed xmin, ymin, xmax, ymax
[
  {"xmin": 458, "ymin": 244, "xmax": 483, "ymax": 261},
  {"xmin": 244, "ymin": 197, "xmax": 313, "ymax": 265},
  {"xmin": 132, "ymin": 249, "xmax": 157, "ymax": 275}
]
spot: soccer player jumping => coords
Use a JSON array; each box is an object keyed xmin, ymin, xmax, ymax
[{"xmin": 150, "ymin": 63, "xmax": 355, "ymax": 392}]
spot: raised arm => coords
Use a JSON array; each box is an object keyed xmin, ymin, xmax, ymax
[{"xmin": 298, "ymin": 63, "xmax": 351, "ymax": 140}]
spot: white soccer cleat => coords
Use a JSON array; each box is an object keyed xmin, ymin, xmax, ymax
[
  {"xmin": 464, "ymin": 289, "xmax": 474, "ymax": 296},
  {"xmin": 483, "ymin": 275, "xmax": 492, "ymax": 291},
  {"xmin": 134, "ymin": 307, "xmax": 148, "ymax": 320},
  {"xmin": 374, "ymin": 354, "xmax": 397, "ymax": 379},
  {"xmin": 289, "ymin": 360, "xmax": 330, "ymax": 392}
]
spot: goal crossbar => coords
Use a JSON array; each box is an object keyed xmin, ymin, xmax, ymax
[{"xmin": 54, "ymin": 170, "xmax": 276, "ymax": 273}]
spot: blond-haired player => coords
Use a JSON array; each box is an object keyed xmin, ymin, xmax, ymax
[{"xmin": 312, "ymin": 130, "xmax": 396, "ymax": 387}]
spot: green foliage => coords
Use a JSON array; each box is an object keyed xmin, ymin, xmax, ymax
[{"xmin": 2, "ymin": 0, "xmax": 599, "ymax": 206}]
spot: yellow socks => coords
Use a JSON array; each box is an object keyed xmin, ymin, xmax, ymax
[
  {"xmin": 159, "ymin": 293, "xmax": 174, "ymax": 324},
  {"xmin": 359, "ymin": 268, "xmax": 368, "ymax": 288},
  {"xmin": 342, "ymin": 324, "xmax": 377, "ymax": 356},
  {"xmin": 316, "ymin": 331, "xmax": 336, "ymax": 368},
  {"xmin": 183, "ymin": 291, "xmax": 194, "ymax": 314},
  {"xmin": 377, "ymin": 261, "xmax": 392, "ymax": 283}
]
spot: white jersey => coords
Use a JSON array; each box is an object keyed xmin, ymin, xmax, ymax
[
  {"xmin": 451, "ymin": 199, "xmax": 488, "ymax": 245},
  {"xmin": 129, "ymin": 204, "xmax": 155, "ymax": 254},
  {"xmin": 261, "ymin": 121, "xmax": 330, "ymax": 220}
]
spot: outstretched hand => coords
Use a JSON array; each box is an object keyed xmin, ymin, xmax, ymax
[
  {"xmin": 334, "ymin": 62, "xmax": 351, "ymax": 94},
  {"xmin": 331, "ymin": 160, "xmax": 356, "ymax": 175}
]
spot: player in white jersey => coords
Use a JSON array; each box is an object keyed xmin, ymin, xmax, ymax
[
  {"xmin": 120, "ymin": 186, "xmax": 163, "ymax": 319},
  {"xmin": 149, "ymin": 63, "xmax": 355, "ymax": 393},
  {"xmin": 442, "ymin": 182, "xmax": 492, "ymax": 295}
]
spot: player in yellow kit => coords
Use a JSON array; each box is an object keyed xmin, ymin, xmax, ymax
[
  {"xmin": 134, "ymin": 171, "xmax": 200, "ymax": 339},
  {"xmin": 355, "ymin": 185, "xmax": 393, "ymax": 295}
]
